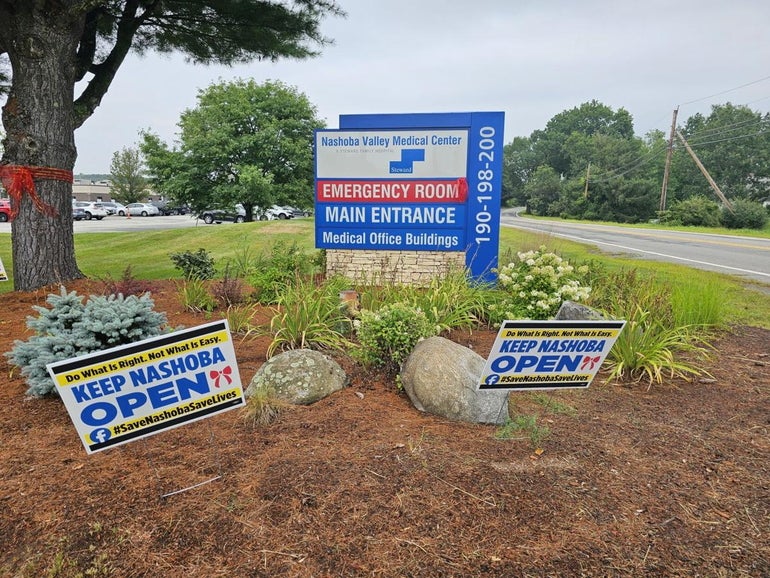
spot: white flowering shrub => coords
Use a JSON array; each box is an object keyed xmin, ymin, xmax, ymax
[
  {"xmin": 489, "ymin": 246, "xmax": 591, "ymax": 322},
  {"xmin": 6, "ymin": 287, "xmax": 168, "ymax": 397}
]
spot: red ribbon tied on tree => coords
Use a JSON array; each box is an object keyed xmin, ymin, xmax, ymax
[
  {"xmin": 0, "ymin": 164, "xmax": 72, "ymax": 221},
  {"xmin": 209, "ymin": 366, "xmax": 233, "ymax": 388}
]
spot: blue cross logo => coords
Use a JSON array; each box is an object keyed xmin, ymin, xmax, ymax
[{"xmin": 389, "ymin": 149, "xmax": 425, "ymax": 174}]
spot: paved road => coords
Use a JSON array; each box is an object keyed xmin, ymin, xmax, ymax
[
  {"xmin": 501, "ymin": 209, "xmax": 770, "ymax": 285},
  {"xmin": 2, "ymin": 211, "xmax": 768, "ymax": 285}
]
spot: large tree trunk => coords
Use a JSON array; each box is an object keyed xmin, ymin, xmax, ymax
[{"xmin": 0, "ymin": 2, "xmax": 85, "ymax": 291}]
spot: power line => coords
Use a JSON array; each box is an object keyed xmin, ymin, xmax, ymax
[
  {"xmin": 679, "ymin": 74, "xmax": 770, "ymax": 107},
  {"xmin": 682, "ymin": 128, "xmax": 770, "ymax": 149}
]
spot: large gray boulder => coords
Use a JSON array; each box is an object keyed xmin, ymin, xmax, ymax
[
  {"xmin": 400, "ymin": 336, "xmax": 509, "ymax": 424},
  {"xmin": 246, "ymin": 349, "xmax": 348, "ymax": 405},
  {"xmin": 555, "ymin": 300, "xmax": 605, "ymax": 320}
]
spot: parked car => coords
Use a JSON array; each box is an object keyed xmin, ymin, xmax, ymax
[
  {"xmin": 151, "ymin": 200, "xmax": 190, "ymax": 215},
  {"xmin": 269, "ymin": 205, "xmax": 295, "ymax": 220},
  {"xmin": 74, "ymin": 201, "xmax": 108, "ymax": 220},
  {"xmin": 72, "ymin": 206, "xmax": 87, "ymax": 220},
  {"xmin": 101, "ymin": 201, "xmax": 127, "ymax": 216},
  {"xmin": 125, "ymin": 202, "xmax": 160, "ymax": 216},
  {"xmin": 287, "ymin": 206, "xmax": 312, "ymax": 217},
  {"xmin": 198, "ymin": 206, "xmax": 245, "ymax": 224},
  {"xmin": 0, "ymin": 199, "xmax": 11, "ymax": 222}
]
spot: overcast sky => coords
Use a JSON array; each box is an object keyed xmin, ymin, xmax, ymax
[{"xmin": 71, "ymin": 0, "xmax": 770, "ymax": 174}]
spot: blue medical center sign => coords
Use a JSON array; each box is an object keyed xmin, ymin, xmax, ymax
[{"xmin": 314, "ymin": 112, "xmax": 505, "ymax": 282}]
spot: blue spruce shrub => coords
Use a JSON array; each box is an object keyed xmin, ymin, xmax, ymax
[{"xmin": 6, "ymin": 287, "xmax": 168, "ymax": 397}]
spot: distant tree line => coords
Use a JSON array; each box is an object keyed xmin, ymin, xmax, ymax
[{"xmin": 503, "ymin": 100, "xmax": 770, "ymax": 228}]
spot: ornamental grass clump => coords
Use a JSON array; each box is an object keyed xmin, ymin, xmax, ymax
[
  {"xmin": 490, "ymin": 246, "xmax": 591, "ymax": 322},
  {"xmin": 6, "ymin": 287, "xmax": 168, "ymax": 397}
]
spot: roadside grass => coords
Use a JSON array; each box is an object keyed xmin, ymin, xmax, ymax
[
  {"xmin": 516, "ymin": 212, "xmax": 770, "ymax": 239},
  {"xmin": 1, "ymin": 220, "xmax": 769, "ymax": 329},
  {"xmin": 499, "ymin": 228, "xmax": 770, "ymax": 329}
]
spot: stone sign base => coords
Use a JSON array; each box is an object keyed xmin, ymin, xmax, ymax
[{"xmin": 325, "ymin": 249, "xmax": 466, "ymax": 286}]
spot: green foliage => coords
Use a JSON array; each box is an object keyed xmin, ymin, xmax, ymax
[
  {"xmin": 490, "ymin": 246, "xmax": 591, "ymax": 322},
  {"xmin": 605, "ymin": 306, "xmax": 712, "ymax": 387},
  {"xmin": 267, "ymin": 275, "xmax": 352, "ymax": 358},
  {"xmin": 673, "ymin": 104, "xmax": 770, "ymax": 202},
  {"xmin": 354, "ymin": 302, "xmax": 439, "ymax": 371},
  {"xmin": 587, "ymin": 267, "xmax": 715, "ymax": 386},
  {"xmin": 248, "ymin": 240, "xmax": 317, "ymax": 304},
  {"xmin": 177, "ymin": 279, "xmax": 217, "ymax": 313},
  {"xmin": 588, "ymin": 267, "xmax": 674, "ymax": 326},
  {"xmin": 6, "ymin": 288, "xmax": 168, "ymax": 397},
  {"xmin": 169, "ymin": 248, "xmax": 216, "ymax": 280},
  {"xmin": 671, "ymin": 279, "xmax": 725, "ymax": 328},
  {"xmin": 355, "ymin": 267, "xmax": 489, "ymax": 332},
  {"xmin": 142, "ymin": 79, "xmax": 325, "ymax": 214},
  {"xmin": 108, "ymin": 147, "xmax": 148, "ymax": 204},
  {"xmin": 720, "ymin": 199, "xmax": 769, "ymax": 229},
  {"xmin": 662, "ymin": 195, "xmax": 721, "ymax": 227},
  {"xmin": 407, "ymin": 268, "xmax": 490, "ymax": 331},
  {"xmin": 524, "ymin": 165, "xmax": 561, "ymax": 216},
  {"xmin": 495, "ymin": 414, "xmax": 550, "ymax": 447},
  {"xmin": 225, "ymin": 304, "xmax": 262, "ymax": 336}
]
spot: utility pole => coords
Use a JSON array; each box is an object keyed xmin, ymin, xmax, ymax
[
  {"xmin": 675, "ymin": 130, "xmax": 735, "ymax": 213},
  {"xmin": 659, "ymin": 107, "xmax": 678, "ymax": 212},
  {"xmin": 584, "ymin": 162, "xmax": 591, "ymax": 198}
]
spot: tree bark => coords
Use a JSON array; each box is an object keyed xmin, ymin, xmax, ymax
[{"xmin": 0, "ymin": 2, "xmax": 86, "ymax": 290}]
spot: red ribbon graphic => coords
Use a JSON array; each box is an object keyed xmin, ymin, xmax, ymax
[
  {"xmin": 580, "ymin": 356, "xmax": 602, "ymax": 371},
  {"xmin": 209, "ymin": 366, "xmax": 233, "ymax": 388}
]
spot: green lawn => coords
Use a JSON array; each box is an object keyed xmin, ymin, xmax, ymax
[{"xmin": 2, "ymin": 219, "xmax": 769, "ymax": 328}]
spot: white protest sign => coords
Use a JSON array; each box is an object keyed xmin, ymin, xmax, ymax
[
  {"xmin": 478, "ymin": 320, "xmax": 625, "ymax": 391},
  {"xmin": 47, "ymin": 320, "xmax": 244, "ymax": 454}
]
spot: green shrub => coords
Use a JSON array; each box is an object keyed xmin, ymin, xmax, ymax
[
  {"xmin": 354, "ymin": 302, "xmax": 438, "ymax": 371},
  {"xmin": 6, "ymin": 288, "xmax": 168, "ymax": 397},
  {"xmin": 720, "ymin": 198, "xmax": 768, "ymax": 229},
  {"xmin": 490, "ymin": 246, "xmax": 591, "ymax": 322},
  {"xmin": 169, "ymin": 248, "xmax": 216, "ymax": 280},
  {"xmin": 662, "ymin": 195, "xmax": 720, "ymax": 227},
  {"xmin": 248, "ymin": 240, "xmax": 317, "ymax": 304}
]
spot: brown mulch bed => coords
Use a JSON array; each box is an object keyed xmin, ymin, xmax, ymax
[{"xmin": 0, "ymin": 279, "xmax": 768, "ymax": 577}]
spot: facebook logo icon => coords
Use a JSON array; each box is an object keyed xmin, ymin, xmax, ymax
[
  {"xmin": 90, "ymin": 428, "xmax": 112, "ymax": 444},
  {"xmin": 389, "ymin": 149, "xmax": 425, "ymax": 174}
]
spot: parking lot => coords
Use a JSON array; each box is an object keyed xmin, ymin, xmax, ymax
[{"xmin": 0, "ymin": 213, "xmax": 227, "ymax": 233}]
